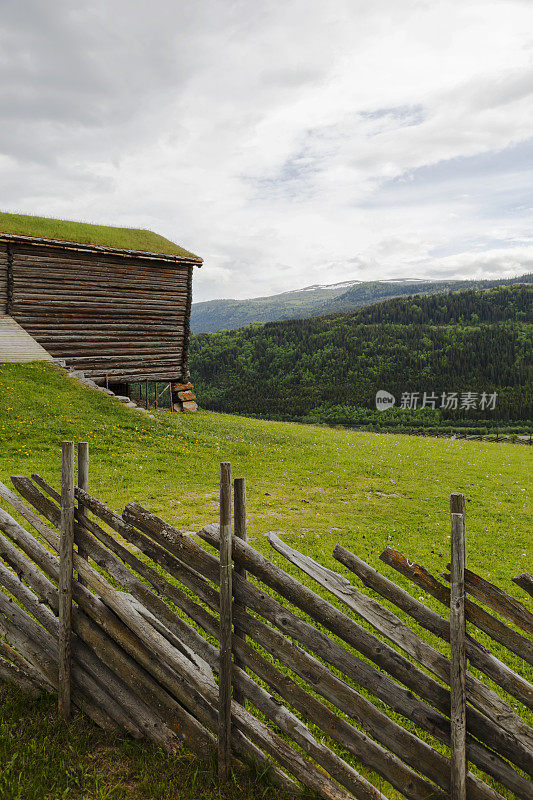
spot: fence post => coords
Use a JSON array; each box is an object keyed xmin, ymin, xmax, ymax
[
  {"xmin": 450, "ymin": 495, "xmax": 467, "ymax": 800},
  {"xmin": 77, "ymin": 442, "xmax": 89, "ymax": 588},
  {"xmin": 59, "ymin": 441, "xmax": 75, "ymax": 721},
  {"xmin": 233, "ymin": 477, "xmax": 247, "ymax": 707},
  {"xmin": 450, "ymin": 493, "xmax": 466, "ymax": 577},
  {"xmin": 218, "ymin": 462, "xmax": 232, "ymax": 781}
]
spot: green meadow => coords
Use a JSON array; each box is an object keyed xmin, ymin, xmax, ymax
[{"xmin": 0, "ymin": 362, "xmax": 531, "ymax": 800}]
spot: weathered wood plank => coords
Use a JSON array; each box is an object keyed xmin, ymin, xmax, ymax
[
  {"xmin": 0, "ymin": 638, "xmax": 52, "ymax": 693},
  {"xmin": 0, "ymin": 573, "xmax": 118, "ymax": 732},
  {"xmin": 440, "ymin": 569, "xmax": 533, "ymax": 662},
  {"xmin": 14, "ymin": 293, "xmax": 189, "ymax": 308},
  {"xmin": 4, "ymin": 484, "xmax": 347, "ymax": 799},
  {"xmin": 0, "ymin": 521, "xmax": 210, "ymax": 754},
  {"xmin": 59, "ymin": 441, "xmax": 75, "ymax": 721},
  {"xmin": 7, "ymin": 236, "xmax": 195, "ymax": 380},
  {"xmin": 123, "ymin": 505, "xmax": 531, "ymax": 790},
  {"xmin": 13, "ymin": 268, "xmax": 189, "ymax": 284},
  {"xmin": 379, "ymin": 546, "xmax": 533, "ymax": 710},
  {"xmin": 233, "ymin": 477, "xmax": 247, "ymax": 707},
  {"xmin": 333, "ymin": 545, "xmax": 532, "ymax": 741},
  {"xmin": 76, "ymin": 442, "xmax": 90, "ymax": 587},
  {"xmin": 513, "ymin": 573, "xmax": 533, "ymax": 599},
  {"xmin": 450, "ymin": 512, "xmax": 467, "ymax": 800},
  {"xmin": 0, "ymin": 485, "xmax": 216, "ymax": 758},
  {"xmin": 0, "ymin": 556, "xmax": 144, "ymax": 737},
  {"xmin": 269, "ymin": 534, "xmax": 530, "ymax": 746},
  {"xmin": 12, "ymin": 248, "xmax": 195, "ymax": 270},
  {"xmin": 457, "ymin": 567, "xmax": 533, "ymax": 635},
  {"xmin": 197, "ymin": 524, "xmax": 533, "ymax": 773},
  {"xmin": 218, "ymin": 463, "xmax": 232, "ymax": 782},
  {"xmin": 10, "ymin": 483, "xmax": 307, "ymax": 795},
  {"xmin": 13, "ymin": 278, "xmax": 189, "ymax": 293},
  {"xmin": 15, "ymin": 309, "xmax": 184, "ymax": 319},
  {"xmin": 0, "ymin": 654, "xmax": 48, "ymax": 696},
  {"xmin": 51, "ymin": 349, "xmax": 185, "ymax": 362},
  {"xmin": 62, "ymin": 356, "xmax": 185, "ymax": 367},
  {"xmin": 35, "ymin": 335, "xmax": 183, "ymax": 345},
  {"xmin": 67, "ymin": 487, "xmax": 498, "ymax": 800},
  {"xmin": 70, "ymin": 488, "xmax": 455, "ymax": 800},
  {"xmin": 71, "ymin": 485, "xmax": 527, "ymax": 799},
  {"xmin": 90, "ymin": 370, "xmax": 186, "ymax": 383},
  {"xmin": 8, "ymin": 478, "xmax": 527, "ymax": 796},
  {"xmin": 7, "ymin": 237, "xmax": 200, "ymax": 263},
  {"xmin": 0, "ymin": 244, "xmax": 6, "ymax": 314}
]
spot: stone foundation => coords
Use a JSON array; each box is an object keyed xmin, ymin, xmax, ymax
[{"xmin": 172, "ymin": 382, "xmax": 198, "ymax": 412}]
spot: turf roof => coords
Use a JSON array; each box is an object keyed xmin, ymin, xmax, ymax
[{"xmin": 0, "ymin": 211, "xmax": 201, "ymax": 260}]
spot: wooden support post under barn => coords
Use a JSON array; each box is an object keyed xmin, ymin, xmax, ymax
[{"xmin": 0, "ymin": 212, "xmax": 202, "ymax": 406}]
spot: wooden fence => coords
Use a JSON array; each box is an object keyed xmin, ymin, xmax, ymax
[{"xmin": 0, "ymin": 443, "xmax": 531, "ymax": 800}]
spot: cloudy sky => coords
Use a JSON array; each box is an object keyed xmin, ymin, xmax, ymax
[{"xmin": 1, "ymin": 0, "xmax": 533, "ymax": 300}]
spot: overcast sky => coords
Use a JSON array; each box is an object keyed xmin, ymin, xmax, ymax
[{"xmin": 1, "ymin": 0, "xmax": 533, "ymax": 301}]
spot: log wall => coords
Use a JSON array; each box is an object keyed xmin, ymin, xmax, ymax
[
  {"xmin": 0, "ymin": 243, "xmax": 7, "ymax": 314},
  {"xmin": 6, "ymin": 240, "xmax": 198, "ymax": 383}
]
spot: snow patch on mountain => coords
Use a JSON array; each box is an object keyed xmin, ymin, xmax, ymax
[{"xmin": 300, "ymin": 279, "xmax": 362, "ymax": 292}]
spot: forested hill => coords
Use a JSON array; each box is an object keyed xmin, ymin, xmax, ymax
[
  {"xmin": 318, "ymin": 273, "xmax": 532, "ymax": 317},
  {"xmin": 190, "ymin": 279, "xmax": 360, "ymax": 333},
  {"xmin": 344, "ymin": 283, "xmax": 532, "ymax": 324},
  {"xmin": 191, "ymin": 273, "xmax": 532, "ymax": 333},
  {"xmin": 189, "ymin": 284, "xmax": 533, "ymax": 427}
]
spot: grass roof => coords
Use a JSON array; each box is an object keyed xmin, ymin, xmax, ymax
[{"xmin": 0, "ymin": 211, "xmax": 201, "ymax": 260}]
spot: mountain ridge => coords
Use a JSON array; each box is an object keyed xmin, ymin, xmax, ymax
[{"xmin": 191, "ymin": 273, "xmax": 532, "ymax": 333}]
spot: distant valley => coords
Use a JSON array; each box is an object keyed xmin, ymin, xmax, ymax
[{"xmin": 191, "ymin": 273, "xmax": 532, "ymax": 333}]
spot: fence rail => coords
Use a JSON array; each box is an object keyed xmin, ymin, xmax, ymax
[{"xmin": 0, "ymin": 443, "xmax": 531, "ymax": 800}]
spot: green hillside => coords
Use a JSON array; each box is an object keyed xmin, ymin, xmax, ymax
[
  {"xmin": 0, "ymin": 363, "xmax": 531, "ymax": 799},
  {"xmin": 190, "ymin": 285, "xmax": 533, "ymax": 427},
  {"xmin": 0, "ymin": 211, "xmax": 201, "ymax": 259},
  {"xmin": 191, "ymin": 274, "xmax": 532, "ymax": 333}
]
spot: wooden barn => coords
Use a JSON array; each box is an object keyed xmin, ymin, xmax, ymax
[{"xmin": 0, "ymin": 212, "xmax": 202, "ymax": 409}]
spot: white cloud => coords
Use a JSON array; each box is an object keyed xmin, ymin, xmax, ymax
[{"xmin": 0, "ymin": 0, "xmax": 532, "ymax": 300}]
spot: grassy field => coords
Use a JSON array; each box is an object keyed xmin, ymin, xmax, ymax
[
  {"xmin": 0, "ymin": 211, "xmax": 200, "ymax": 258},
  {"xmin": 0, "ymin": 362, "xmax": 531, "ymax": 800}
]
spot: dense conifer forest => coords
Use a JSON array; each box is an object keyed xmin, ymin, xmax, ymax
[{"xmin": 190, "ymin": 284, "xmax": 532, "ymax": 432}]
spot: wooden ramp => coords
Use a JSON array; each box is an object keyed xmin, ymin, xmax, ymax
[{"xmin": 0, "ymin": 315, "xmax": 53, "ymax": 362}]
